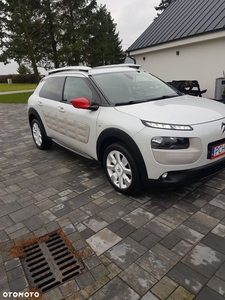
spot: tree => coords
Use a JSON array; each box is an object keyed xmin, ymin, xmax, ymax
[
  {"xmin": 17, "ymin": 63, "xmax": 31, "ymax": 74},
  {"xmin": 0, "ymin": 0, "xmax": 46, "ymax": 82},
  {"xmin": 85, "ymin": 5, "xmax": 125, "ymax": 67},
  {"xmin": 155, "ymin": 0, "xmax": 176, "ymax": 14},
  {"xmin": 0, "ymin": 0, "xmax": 125, "ymax": 75}
]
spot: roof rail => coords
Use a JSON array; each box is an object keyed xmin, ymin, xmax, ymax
[
  {"xmin": 48, "ymin": 66, "xmax": 91, "ymax": 75},
  {"xmin": 93, "ymin": 64, "xmax": 141, "ymax": 70}
]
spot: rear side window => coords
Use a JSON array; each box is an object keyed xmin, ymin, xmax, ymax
[{"xmin": 39, "ymin": 77, "xmax": 65, "ymax": 101}]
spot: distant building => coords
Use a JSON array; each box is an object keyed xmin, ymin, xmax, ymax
[{"xmin": 127, "ymin": 0, "xmax": 225, "ymax": 99}]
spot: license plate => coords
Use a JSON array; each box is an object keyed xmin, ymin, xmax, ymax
[{"xmin": 211, "ymin": 143, "xmax": 225, "ymax": 159}]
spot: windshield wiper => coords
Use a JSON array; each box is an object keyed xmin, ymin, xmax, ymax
[
  {"xmin": 149, "ymin": 94, "xmax": 179, "ymax": 101},
  {"xmin": 115, "ymin": 100, "xmax": 145, "ymax": 106}
]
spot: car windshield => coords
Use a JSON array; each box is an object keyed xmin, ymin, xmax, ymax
[{"xmin": 92, "ymin": 70, "xmax": 179, "ymax": 105}]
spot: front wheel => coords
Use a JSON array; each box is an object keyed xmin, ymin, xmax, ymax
[
  {"xmin": 103, "ymin": 143, "xmax": 140, "ymax": 195},
  {"xmin": 31, "ymin": 119, "xmax": 52, "ymax": 150}
]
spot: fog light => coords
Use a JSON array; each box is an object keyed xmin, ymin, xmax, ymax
[{"xmin": 162, "ymin": 172, "xmax": 168, "ymax": 179}]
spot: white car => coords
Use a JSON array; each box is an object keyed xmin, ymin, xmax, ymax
[{"xmin": 28, "ymin": 64, "xmax": 225, "ymax": 195}]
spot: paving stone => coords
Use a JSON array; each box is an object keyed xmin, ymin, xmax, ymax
[
  {"xmin": 167, "ymin": 262, "xmax": 208, "ymax": 295},
  {"xmin": 76, "ymin": 271, "xmax": 95, "ymax": 289},
  {"xmin": 130, "ymin": 227, "xmax": 150, "ymax": 242},
  {"xmin": 9, "ymin": 227, "xmax": 30, "ymax": 240},
  {"xmin": 88, "ymin": 277, "xmax": 140, "ymax": 300},
  {"xmin": 84, "ymin": 255, "xmax": 102, "ymax": 270},
  {"xmin": 183, "ymin": 211, "xmax": 220, "ymax": 234},
  {"xmin": 4, "ymin": 258, "xmax": 20, "ymax": 272},
  {"xmin": 209, "ymin": 194, "xmax": 225, "ymax": 209},
  {"xmin": 0, "ymin": 216, "xmax": 14, "ymax": 230},
  {"xmin": 8, "ymin": 276, "xmax": 28, "ymax": 292},
  {"xmin": 91, "ymin": 264, "xmax": 110, "ymax": 280},
  {"xmin": 201, "ymin": 232, "xmax": 225, "ymax": 255},
  {"xmin": 35, "ymin": 198, "xmax": 55, "ymax": 210},
  {"xmin": 0, "ymin": 202, "xmax": 21, "ymax": 218},
  {"xmin": 140, "ymin": 292, "xmax": 160, "ymax": 300},
  {"xmin": 121, "ymin": 208, "xmax": 155, "ymax": 228},
  {"xmin": 67, "ymin": 209, "xmax": 90, "ymax": 225},
  {"xmin": 80, "ymin": 202, "xmax": 102, "ymax": 216},
  {"xmin": 140, "ymin": 233, "xmax": 161, "ymax": 249},
  {"xmin": 49, "ymin": 203, "xmax": 72, "ymax": 217},
  {"xmin": 167, "ymin": 286, "xmax": 195, "ymax": 300},
  {"xmin": 106, "ymin": 237, "xmax": 147, "ymax": 270},
  {"xmin": 211, "ymin": 223, "xmax": 225, "ymax": 237},
  {"xmin": 212, "ymin": 207, "xmax": 225, "ymax": 220},
  {"xmin": 144, "ymin": 219, "xmax": 172, "ymax": 238},
  {"xmin": 83, "ymin": 216, "xmax": 108, "ymax": 233},
  {"xmin": 0, "ymin": 230, "xmax": 9, "ymax": 243},
  {"xmin": 62, "ymin": 223, "xmax": 76, "ymax": 235},
  {"xmin": 207, "ymin": 275, "xmax": 225, "ymax": 296},
  {"xmin": 216, "ymin": 262, "xmax": 225, "ymax": 280},
  {"xmin": 87, "ymin": 228, "xmax": 122, "ymax": 256},
  {"xmin": 172, "ymin": 240, "xmax": 194, "ymax": 257},
  {"xmin": 119, "ymin": 263, "xmax": 157, "ymax": 295},
  {"xmin": 137, "ymin": 244, "xmax": 181, "ymax": 280},
  {"xmin": 142, "ymin": 201, "xmax": 167, "ymax": 216},
  {"xmin": 80, "ymin": 227, "xmax": 95, "ymax": 239},
  {"xmin": 98, "ymin": 204, "xmax": 131, "ymax": 223},
  {"xmin": 160, "ymin": 233, "xmax": 181, "ymax": 249},
  {"xmin": 156, "ymin": 207, "xmax": 190, "ymax": 229},
  {"xmin": 173, "ymin": 200, "xmax": 199, "ymax": 215},
  {"xmin": 23, "ymin": 210, "xmax": 57, "ymax": 231},
  {"xmin": 151, "ymin": 276, "xmax": 178, "ymax": 299},
  {"xmin": 106, "ymin": 219, "xmax": 127, "ymax": 232},
  {"xmin": 107, "ymin": 262, "xmax": 122, "ymax": 279},
  {"xmin": 182, "ymin": 243, "xmax": 225, "ymax": 278},
  {"xmin": 59, "ymin": 279, "xmax": 79, "ymax": 297},
  {"xmin": 7, "ymin": 266, "xmax": 24, "ymax": 282},
  {"xmin": 116, "ymin": 224, "xmax": 136, "ymax": 238},
  {"xmin": 43, "ymin": 287, "xmax": 64, "ymax": 300},
  {"xmin": 173, "ymin": 224, "xmax": 204, "ymax": 244},
  {"xmin": 194, "ymin": 286, "xmax": 225, "ymax": 300}
]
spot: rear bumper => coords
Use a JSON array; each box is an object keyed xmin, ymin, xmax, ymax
[{"xmin": 142, "ymin": 156, "xmax": 225, "ymax": 187}]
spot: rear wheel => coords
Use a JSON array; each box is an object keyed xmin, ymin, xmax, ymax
[
  {"xmin": 31, "ymin": 119, "xmax": 52, "ymax": 150},
  {"xmin": 103, "ymin": 142, "xmax": 140, "ymax": 195}
]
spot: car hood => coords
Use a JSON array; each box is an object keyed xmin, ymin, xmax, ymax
[{"xmin": 115, "ymin": 95, "xmax": 225, "ymax": 125}]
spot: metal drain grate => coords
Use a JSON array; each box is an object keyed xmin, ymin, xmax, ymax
[{"xmin": 21, "ymin": 232, "xmax": 83, "ymax": 293}]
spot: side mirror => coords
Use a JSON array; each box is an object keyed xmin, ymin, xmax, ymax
[{"xmin": 71, "ymin": 98, "xmax": 99, "ymax": 111}]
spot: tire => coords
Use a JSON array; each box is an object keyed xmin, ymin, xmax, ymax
[
  {"xmin": 103, "ymin": 142, "xmax": 140, "ymax": 195},
  {"xmin": 31, "ymin": 119, "xmax": 52, "ymax": 150}
]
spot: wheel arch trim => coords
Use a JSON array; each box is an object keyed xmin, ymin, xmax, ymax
[{"xmin": 97, "ymin": 128, "xmax": 148, "ymax": 180}]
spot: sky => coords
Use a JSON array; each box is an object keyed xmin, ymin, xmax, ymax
[{"xmin": 0, "ymin": 0, "xmax": 161, "ymax": 75}]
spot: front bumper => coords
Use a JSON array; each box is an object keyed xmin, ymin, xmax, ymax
[{"xmin": 142, "ymin": 155, "xmax": 225, "ymax": 188}]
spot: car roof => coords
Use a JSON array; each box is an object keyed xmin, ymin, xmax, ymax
[{"xmin": 47, "ymin": 64, "xmax": 141, "ymax": 76}]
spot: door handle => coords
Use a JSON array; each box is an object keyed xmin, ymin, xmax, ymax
[
  {"xmin": 38, "ymin": 101, "xmax": 43, "ymax": 106},
  {"xmin": 58, "ymin": 106, "xmax": 65, "ymax": 113}
]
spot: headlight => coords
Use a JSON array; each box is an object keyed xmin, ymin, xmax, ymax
[
  {"xmin": 151, "ymin": 137, "xmax": 190, "ymax": 149},
  {"xmin": 142, "ymin": 120, "xmax": 193, "ymax": 131}
]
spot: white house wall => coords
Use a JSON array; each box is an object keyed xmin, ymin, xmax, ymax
[{"xmin": 131, "ymin": 35, "xmax": 225, "ymax": 99}]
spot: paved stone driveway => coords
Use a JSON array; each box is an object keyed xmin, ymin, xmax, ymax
[{"xmin": 1, "ymin": 103, "xmax": 225, "ymax": 300}]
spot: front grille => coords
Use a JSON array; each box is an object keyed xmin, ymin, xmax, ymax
[{"xmin": 21, "ymin": 232, "xmax": 83, "ymax": 293}]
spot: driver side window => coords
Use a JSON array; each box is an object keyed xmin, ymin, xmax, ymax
[{"xmin": 63, "ymin": 77, "xmax": 93, "ymax": 104}]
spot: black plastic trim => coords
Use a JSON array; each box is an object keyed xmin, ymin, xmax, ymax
[
  {"xmin": 142, "ymin": 156, "xmax": 225, "ymax": 188},
  {"xmin": 97, "ymin": 128, "xmax": 148, "ymax": 181}
]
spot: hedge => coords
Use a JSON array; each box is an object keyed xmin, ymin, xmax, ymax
[{"xmin": 0, "ymin": 74, "xmax": 38, "ymax": 83}]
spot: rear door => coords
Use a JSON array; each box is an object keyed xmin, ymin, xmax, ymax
[{"xmin": 37, "ymin": 76, "xmax": 65, "ymax": 138}]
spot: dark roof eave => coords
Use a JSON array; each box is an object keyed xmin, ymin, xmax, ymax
[{"xmin": 127, "ymin": 28, "xmax": 225, "ymax": 53}]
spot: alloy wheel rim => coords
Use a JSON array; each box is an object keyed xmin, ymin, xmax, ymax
[
  {"xmin": 32, "ymin": 123, "xmax": 42, "ymax": 147},
  {"xmin": 106, "ymin": 150, "xmax": 132, "ymax": 189}
]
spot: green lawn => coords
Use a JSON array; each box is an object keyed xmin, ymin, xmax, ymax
[
  {"xmin": 0, "ymin": 83, "xmax": 37, "ymax": 92},
  {"xmin": 0, "ymin": 92, "xmax": 33, "ymax": 103}
]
